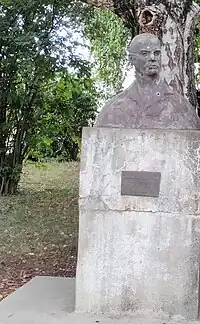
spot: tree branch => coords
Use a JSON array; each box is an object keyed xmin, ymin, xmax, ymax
[
  {"xmin": 83, "ymin": 0, "xmax": 114, "ymax": 10},
  {"xmin": 84, "ymin": 0, "xmax": 138, "ymax": 37},
  {"xmin": 185, "ymin": 2, "xmax": 200, "ymax": 34},
  {"xmin": 191, "ymin": 1, "xmax": 200, "ymax": 17}
]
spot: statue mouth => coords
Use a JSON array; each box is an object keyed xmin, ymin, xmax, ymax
[{"xmin": 148, "ymin": 65, "xmax": 158, "ymax": 69}]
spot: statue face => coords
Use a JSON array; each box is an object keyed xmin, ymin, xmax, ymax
[{"xmin": 130, "ymin": 35, "xmax": 161, "ymax": 78}]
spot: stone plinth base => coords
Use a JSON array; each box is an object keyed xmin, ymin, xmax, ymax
[{"xmin": 76, "ymin": 128, "xmax": 200, "ymax": 320}]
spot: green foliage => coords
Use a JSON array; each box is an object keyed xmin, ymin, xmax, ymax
[
  {"xmin": 28, "ymin": 65, "xmax": 99, "ymax": 162},
  {"xmin": 84, "ymin": 8, "xmax": 131, "ymax": 95},
  {"xmin": 0, "ymin": 0, "xmax": 92, "ymax": 194}
]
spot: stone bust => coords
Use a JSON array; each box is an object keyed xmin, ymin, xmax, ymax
[{"xmin": 95, "ymin": 33, "xmax": 199, "ymax": 129}]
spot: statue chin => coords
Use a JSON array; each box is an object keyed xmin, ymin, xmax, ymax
[
  {"xmin": 148, "ymin": 70, "xmax": 159, "ymax": 77},
  {"xmin": 146, "ymin": 68, "xmax": 159, "ymax": 77},
  {"xmin": 136, "ymin": 70, "xmax": 159, "ymax": 79}
]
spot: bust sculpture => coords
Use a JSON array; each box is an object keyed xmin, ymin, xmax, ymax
[{"xmin": 95, "ymin": 33, "xmax": 199, "ymax": 129}]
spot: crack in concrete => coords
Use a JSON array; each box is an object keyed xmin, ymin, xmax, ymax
[{"xmin": 79, "ymin": 207, "xmax": 200, "ymax": 217}]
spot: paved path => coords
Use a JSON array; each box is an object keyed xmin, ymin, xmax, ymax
[{"xmin": 0, "ymin": 276, "xmax": 199, "ymax": 324}]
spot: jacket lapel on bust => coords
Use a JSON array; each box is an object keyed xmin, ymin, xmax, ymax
[{"xmin": 128, "ymin": 80, "xmax": 173, "ymax": 111}]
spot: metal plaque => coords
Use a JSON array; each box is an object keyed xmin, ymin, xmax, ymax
[{"xmin": 121, "ymin": 171, "xmax": 161, "ymax": 197}]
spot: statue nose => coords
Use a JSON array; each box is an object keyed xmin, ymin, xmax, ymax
[{"xmin": 149, "ymin": 53, "xmax": 155, "ymax": 60}]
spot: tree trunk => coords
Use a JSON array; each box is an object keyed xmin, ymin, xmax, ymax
[
  {"xmin": 0, "ymin": 156, "xmax": 22, "ymax": 196},
  {"xmin": 84, "ymin": 0, "xmax": 200, "ymax": 109},
  {"xmin": 0, "ymin": 127, "xmax": 27, "ymax": 196},
  {"xmin": 0, "ymin": 175, "xmax": 20, "ymax": 196},
  {"xmin": 138, "ymin": 1, "xmax": 200, "ymax": 109}
]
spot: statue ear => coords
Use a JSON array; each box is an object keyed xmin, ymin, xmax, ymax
[{"xmin": 129, "ymin": 54, "xmax": 135, "ymax": 66}]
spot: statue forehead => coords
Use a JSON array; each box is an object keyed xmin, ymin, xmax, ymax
[{"xmin": 129, "ymin": 34, "xmax": 161, "ymax": 53}]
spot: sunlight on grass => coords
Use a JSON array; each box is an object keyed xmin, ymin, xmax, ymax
[{"xmin": 0, "ymin": 161, "xmax": 79, "ymax": 258}]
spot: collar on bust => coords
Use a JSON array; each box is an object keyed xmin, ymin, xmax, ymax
[{"xmin": 128, "ymin": 79, "xmax": 173, "ymax": 108}]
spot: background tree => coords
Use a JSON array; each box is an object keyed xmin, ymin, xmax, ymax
[
  {"xmin": 84, "ymin": 8, "xmax": 131, "ymax": 95},
  {"xmin": 28, "ymin": 65, "xmax": 99, "ymax": 162},
  {"xmin": 82, "ymin": 0, "xmax": 200, "ymax": 109},
  {"xmin": 0, "ymin": 0, "xmax": 93, "ymax": 195}
]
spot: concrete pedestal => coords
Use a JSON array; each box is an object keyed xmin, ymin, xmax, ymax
[{"xmin": 76, "ymin": 128, "xmax": 200, "ymax": 320}]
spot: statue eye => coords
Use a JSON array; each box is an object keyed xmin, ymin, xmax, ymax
[
  {"xmin": 141, "ymin": 51, "xmax": 148, "ymax": 56},
  {"xmin": 154, "ymin": 51, "xmax": 161, "ymax": 56}
]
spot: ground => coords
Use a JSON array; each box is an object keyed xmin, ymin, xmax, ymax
[{"xmin": 0, "ymin": 161, "xmax": 79, "ymax": 301}]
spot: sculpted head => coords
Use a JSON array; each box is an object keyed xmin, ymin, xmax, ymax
[{"xmin": 129, "ymin": 33, "xmax": 161, "ymax": 78}]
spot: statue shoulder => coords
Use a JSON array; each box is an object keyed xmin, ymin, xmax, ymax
[
  {"xmin": 104, "ymin": 88, "xmax": 129, "ymax": 109},
  {"xmin": 166, "ymin": 86, "xmax": 200, "ymax": 129},
  {"xmin": 94, "ymin": 88, "xmax": 130, "ymax": 127},
  {"xmin": 168, "ymin": 88, "xmax": 195, "ymax": 111}
]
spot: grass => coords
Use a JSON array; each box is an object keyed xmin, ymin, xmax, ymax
[{"xmin": 0, "ymin": 161, "xmax": 79, "ymax": 300}]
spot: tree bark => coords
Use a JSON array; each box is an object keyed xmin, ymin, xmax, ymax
[
  {"xmin": 83, "ymin": 0, "xmax": 200, "ymax": 109},
  {"xmin": 0, "ymin": 125, "xmax": 26, "ymax": 196},
  {"xmin": 0, "ymin": 175, "xmax": 19, "ymax": 196}
]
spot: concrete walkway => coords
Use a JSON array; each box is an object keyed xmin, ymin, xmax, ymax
[
  {"xmin": 0, "ymin": 276, "xmax": 199, "ymax": 324},
  {"xmin": 0, "ymin": 276, "xmax": 74, "ymax": 323}
]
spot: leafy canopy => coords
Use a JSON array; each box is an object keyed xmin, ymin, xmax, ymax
[
  {"xmin": 84, "ymin": 8, "xmax": 131, "ymax": 94},
  {"xmin": 29, "ymin": 65, "xmax": 99, "ymax": 161},
  {"xmin": 0, "ymin": 0, "xmax": 97, "ymax": 194}
]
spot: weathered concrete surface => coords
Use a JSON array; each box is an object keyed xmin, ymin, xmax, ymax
[
  {"xmin": 0, "ymin": 276, "xmax": 75, "ymax": 323},
  {"xmin": 76, "ymin": 127, "xmax": 200, "ymax": 319}
]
